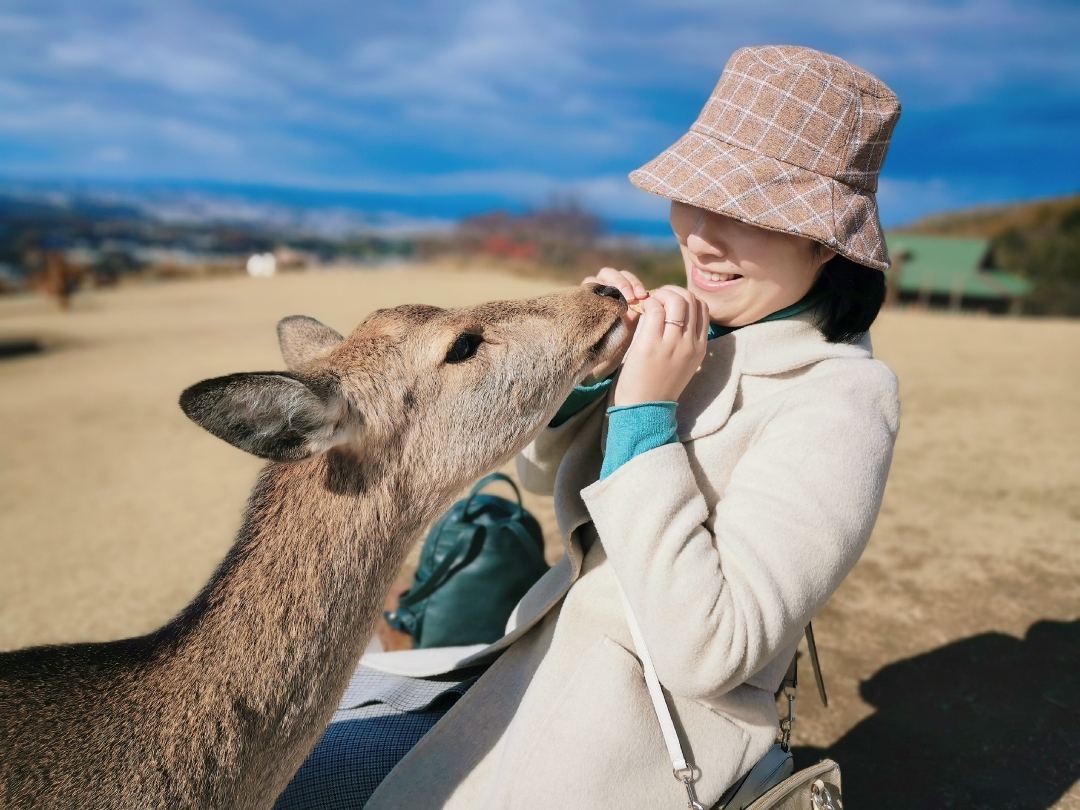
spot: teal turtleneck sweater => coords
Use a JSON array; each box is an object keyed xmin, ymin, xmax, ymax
[{"xmin": 550, "ymin": 291, "xmax": 825, "ymax": 480}]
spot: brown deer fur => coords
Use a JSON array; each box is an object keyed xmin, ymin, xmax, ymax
[{"xmin": 0, "ymin": 285, "xmax": 627, "ymax": 810}]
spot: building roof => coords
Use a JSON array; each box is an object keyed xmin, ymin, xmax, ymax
[{"xmin": 884, "ymin": 234, "xmax": 1031, "ymax": 299}]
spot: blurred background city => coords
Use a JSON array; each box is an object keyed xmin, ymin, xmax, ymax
[{"xmin": 1, "ymin": 2, "xmax": 1078, "ymax": 808}]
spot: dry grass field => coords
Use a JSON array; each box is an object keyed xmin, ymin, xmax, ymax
[{"xmin": 1, "ymin": 266, "xmax": 1077, "ymax": 809}]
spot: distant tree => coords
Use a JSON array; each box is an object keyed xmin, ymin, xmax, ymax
[
  {"xmin": 456, "ymin": 200, "xmax": 605, "ymax": 270},
  {"xmin": 460, "ymin": 201, "xmax": 602, "ymax": 245},
  {"xmin": 459, "ymin": 210, "xmax": 518, "ymax": 238},
  {"xmin": 527, "ymin": 202, "xmax": 603, "ymax": 244}
]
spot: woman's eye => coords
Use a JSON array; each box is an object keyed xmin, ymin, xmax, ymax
[{"xmin": 445, "ymin": 333, "xmax": 483, "ymax": 363}]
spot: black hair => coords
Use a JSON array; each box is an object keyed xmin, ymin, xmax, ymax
[{"xmin": 806, "ymin": 250, "xmax": 886, "ymax": 344}]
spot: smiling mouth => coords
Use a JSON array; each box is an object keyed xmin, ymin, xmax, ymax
[{"xmin": 692, "ymin": 264, "xmax": 743, "ymax": 288}]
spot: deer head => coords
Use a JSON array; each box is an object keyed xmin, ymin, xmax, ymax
[{"xmin": 180, "ymin": 284, "xmax": 626, "ymax": 490}]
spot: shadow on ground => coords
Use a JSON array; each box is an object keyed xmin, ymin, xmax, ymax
[
  {"xmin": 0, "ymin": 338, "xmax": 45, "ymax": 359},
  {"xmin": 795, "ymin": 619, "xmax": 1080, "ymax": 810}
]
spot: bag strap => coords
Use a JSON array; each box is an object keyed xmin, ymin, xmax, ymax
[
  {"xmin": 803, "ymin": 622, "xmax": 828, "ymax": 707},
  {"xmin": 778, "ymin": 623, "xmax": 828, "ymax": 703},
  {"xmin": 616, "ymin": 574, "xmax": 829, "ymax": 809},
  {"xmin": 391, "ymin": 474, "xmax": 531, "ymax": 635},
  {"xmin": 460, "ymin": 472, "xmax": 524, "ymax": 519},
  {"xmin": 396, "ymin": 525, "xmax": 484, "ymax": 609},
  {"xmin": 500, "ymin": 517, "xmax": 545, "ymax": 555},
  {"xmin": 614, "ymin": 576, "xmax": 706, "ymax": 810},
  {"xmin": 400, "ymin": 473, "xmax": 523, "ymax": 610}
]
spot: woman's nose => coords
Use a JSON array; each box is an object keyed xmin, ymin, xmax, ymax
[{"xmin": 686, "ymin": 228, "xmax": 725, "ymax": 260}]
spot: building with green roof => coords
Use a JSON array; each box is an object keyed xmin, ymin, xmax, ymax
[{"xmin": 884, "ymin": 234, "xmax": 1031, "ymax": 314}]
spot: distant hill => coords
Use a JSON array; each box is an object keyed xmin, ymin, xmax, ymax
[
  {"xmin": 898, "ymin": 194, "xmax": 1080, "ymax": 316},
  {"xmin": 0, "ymin": 191, "xmax": 416, "ymax": 291}
]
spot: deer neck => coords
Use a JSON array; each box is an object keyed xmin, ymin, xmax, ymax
[{"xmin": 151, "ymin": 447, "xmax": 448, "ymax": 796}]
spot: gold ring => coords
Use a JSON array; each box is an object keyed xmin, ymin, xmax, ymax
[{"xmin": 664, "ymin": 318, "xmax": 686, "ymax": 327}]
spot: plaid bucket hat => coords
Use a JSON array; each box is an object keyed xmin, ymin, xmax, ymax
[{"xmin": 630, "ymin": 45, "xmax": 900, "ymax": 270}]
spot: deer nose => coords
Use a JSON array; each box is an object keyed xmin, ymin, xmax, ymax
[{"xmin": 595, "ymin": 285, "xmax": 626, "ymax": 306}]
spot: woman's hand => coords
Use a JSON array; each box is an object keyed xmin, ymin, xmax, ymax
[
  {"xmin": 579, "ymin": 267, "xmax": 647, "ymax": 385},
  {"xmin": 613, "ymin": 286, "xmax": 709, "ymax": 407}
]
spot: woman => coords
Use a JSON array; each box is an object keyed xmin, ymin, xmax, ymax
[{"xmin": 278, "ymin": 44, "xmax": 901, "ymax": 809}]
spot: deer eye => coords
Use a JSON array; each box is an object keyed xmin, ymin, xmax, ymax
[{"xmin": 445, "ymin": 333, "xmax": 483, "ymax": 363}]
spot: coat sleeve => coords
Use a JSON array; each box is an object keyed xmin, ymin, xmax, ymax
[
  {"xmin": 580, "ymin": 363, "xmax": 899, "ymax": 700},
  {"xmin": 516, "ymin": 393, "xmax": 608, "ymax": 495}
]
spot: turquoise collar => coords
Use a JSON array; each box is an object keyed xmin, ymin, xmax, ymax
[{"xmin": 707, "ymin": 288, "xmax": 828, "ymax": 340}]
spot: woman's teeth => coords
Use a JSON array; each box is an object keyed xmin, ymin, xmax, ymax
[{"xmin": 703, "ymin": 270, "xmax": 740, "ymax": 282}]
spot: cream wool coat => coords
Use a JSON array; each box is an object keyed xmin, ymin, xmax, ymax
[{"xmin": 362, "ymin": 311, "xmax": 900, "ymax": 809}]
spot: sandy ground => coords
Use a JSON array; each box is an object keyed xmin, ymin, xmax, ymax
[{"xmin": 1, "ymin": 266, "xmax": 1077, "ymax": 809}]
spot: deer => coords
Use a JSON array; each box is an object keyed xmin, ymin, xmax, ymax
[{"xmin": 0, "ymin": 284, "xmax": 629, "ymax": 810}]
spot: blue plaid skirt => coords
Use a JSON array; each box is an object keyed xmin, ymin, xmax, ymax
[{"xmin": 273, "ymin": 663, "xmax": 481, "ymax": 809}]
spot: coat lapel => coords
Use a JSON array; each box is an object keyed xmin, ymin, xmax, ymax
[
  {"xmin": 736, "ymin": 312, "xmax": 873, "ymax": 376},
  {"xmin": 677, "ymin": 312, "xmax": 873, "ymax": 441},
  {"xmin": 677, "ymin": 331, "xmax": 740, "ymax": 440},
  {"xmin": 552, "ymin": 399, "xmax": 606, "ymax": 548}
]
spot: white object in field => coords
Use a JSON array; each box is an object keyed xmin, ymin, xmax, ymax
[{"xmin": 247, "ymin": 253, "xmax": 277, "ymax": 277}]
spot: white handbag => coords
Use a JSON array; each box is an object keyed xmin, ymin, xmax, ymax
[{"xmin": 614, "ymin": 577, "xmax": 844, "ymax": 810}]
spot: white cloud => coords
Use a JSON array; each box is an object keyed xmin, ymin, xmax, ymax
[
  {"xmin": 346, "ymin": 0, "xmax": 589, "ymax": 105},
  {"xmin": 48, "ymin": 36, "xmax": 266, "ymax": 99},
  {"xmin": 566, "ymin": 175, "xmax": 671, "ymax": 221},
  {"xmin": 158, "ymin": 119, "xmax": 243, "ymax": 157},
  {"xmin": 91, "ymin": 146, "xmax": 130, "ymax": 164},
  {"xmin": 42, "ymin": 11, "xmax": 327, "ymax": 102},
  {"xmin": 645, "ymin": 0, "xmax": 1080, "ymax": 104},
  {"xmin": 0, "ymin": 0, "xmax": 1075, "ymax": 226},
  {"xmin": 0, "ymin": 13, "xmax": 37, "ymax": 33},
  {"xmin": 271, "ymin": 168, "xmax": 670, "ymax": 222},
  {"xmin": 874, "ymin": 176, "xmax": 994, "ymax": 227}
]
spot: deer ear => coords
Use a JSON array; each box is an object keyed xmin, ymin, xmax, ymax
[
  {"xmin": 277, "ymin": 316, "xmax": 344, "ymax": 372},
  {"xmin": 180, "ymin": 372, "xmax": 342, "ymax": 461}
]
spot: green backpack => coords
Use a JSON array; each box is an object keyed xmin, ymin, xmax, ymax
[{"xmin": 384, "ymin": 473, "xmax": 549, "ymax": 648}]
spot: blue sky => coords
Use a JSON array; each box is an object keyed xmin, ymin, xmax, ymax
[{"xmin": 1, "ymin": 0, "xmax": 1078, "ymax": 235}]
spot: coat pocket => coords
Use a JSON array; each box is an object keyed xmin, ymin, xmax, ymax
[{"xmin": 509, "ymin": 635, "xmax": 750, "ymax": 808}]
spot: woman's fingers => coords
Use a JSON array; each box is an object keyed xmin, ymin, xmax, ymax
[
  {"xmin": 650, "ymin": 286, "xmax": 698, "ymax": 336},
  {"xmin": 593, "ymin": 267, "xmax": 631, "ymax": 299},
  {"xmin": 638, "ymin": 295, "xmax": 668, "ymax": 341},
  {"xmin": 656, "ymin": 284, "xmax": 697, "ymax": 309},
  {"xmin": 621, "ymin": 271, "xmax": 648, "ymax": 301},
  {"xmin": 614, "ymin": 285, "xmax": 709, "ymax": 407},
  {"xmin": 600, "ymin": 267, "xmax": 647, "ymax": 301}
]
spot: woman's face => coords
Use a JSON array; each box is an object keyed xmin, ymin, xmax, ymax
[{"xmin": 670, "ymin": 201, "xmax": 835, "ymax": 326}]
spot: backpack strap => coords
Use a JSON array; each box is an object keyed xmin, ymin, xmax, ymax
[
  {"xmin": 460, "ymin": 472, "xmax": 524, "ymax": 520},
  {"xmin": 401, "ymin": 472, "xmax": 523, "ymax": 611},
  {"xmin": 777, "ymin": 623, "xmax": 827, "ymax": 754},
  {"xmin": 386, "ymin": 525, "xmax": 484, "ymax": 637},
  {"xmin": 387, "ymin": 473, "xmax": 534, "ymax": 641},
  {"xmin": 397, "ymin": 526, "xmax": 484, "ymax": 607},
  {"xmin": 779, "ymin": 645, "xmax": 798, "ymax": 692}
]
